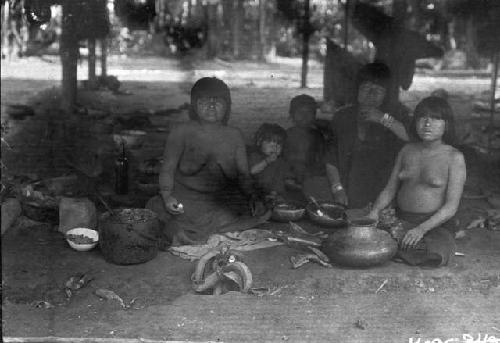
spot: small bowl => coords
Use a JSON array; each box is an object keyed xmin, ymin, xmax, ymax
[
  {"xmin": 306, "ymin": 201, "xmax": 347, "ymax": 228},
  {"xmin": 113, "ymin": 130, "xmax": 147, "ymax": 148},
  {"xmin": 271, "ymin": 203, "xmax": 306, "ymax": 222},
  {"xmin": 66, "ymin": 227, "xmax": 99, "ymax": 252}
]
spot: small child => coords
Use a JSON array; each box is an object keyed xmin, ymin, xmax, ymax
[
  {"xmin": 284, "ymin": 94, "xmax": 347, "ymax": 205},
  {"xmin": 248, "ymin": 123, "xmax": 291, "ymax": 202}
]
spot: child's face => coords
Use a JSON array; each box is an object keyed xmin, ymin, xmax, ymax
[
  {"xmin": 195, "ymin": 96, "xmax": 227, "ymax": 123},
  {"xmin": 357, "ymin": 81, "xmax": 386, "ymax": 109},
  {"xmin": 291, "ymin": 105, "xmax": 316, "ymax": 127},
  {"xmin": 261, "ymin": 139, "xmax": 282, "ymax": 157}
]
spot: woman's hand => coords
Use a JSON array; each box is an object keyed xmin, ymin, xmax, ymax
[
  {"xmin": 365, "ymin": 210, "xmax": 379, "ymax": 221},
  {"xmin": 360, "ymin": 108, "xmax": 384, "ymax": 123},
  {"xmin": 402, "ymin": 226, "xmax": 426, "ymax": 249},
  {"xmin": 165, "ymin": 196, "xmax": 184, "ymax": 215},
  {"xmin": 333, "ymin": 189, "xmax": 348, "ymax": 206}
]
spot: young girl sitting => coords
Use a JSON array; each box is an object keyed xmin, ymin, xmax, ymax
[{"xmin": 248, "ymin": 123, "xmax": 292, "ymax": 204}]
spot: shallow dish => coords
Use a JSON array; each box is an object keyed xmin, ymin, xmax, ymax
[
  {"xmin": 113, "ymin": 130, "xmax": 147, "ymax": 148},
  {"xmin": 66, "ymin": 227, "xmax": 99, "ymax": 252},
  {"xmin": 306, "ymin": 201, "xmax": 347, "ymax": 228},
  {"xmin": 271, "ymin": 203, "xmax": 306, "ymax": 222}
]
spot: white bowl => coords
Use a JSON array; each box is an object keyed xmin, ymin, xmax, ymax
[{"xmin": 66, "ymin": 227, "xmax": 99, "ymax": 252}]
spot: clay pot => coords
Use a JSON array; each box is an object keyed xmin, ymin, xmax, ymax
[{"xmin": 323, "ymin": 218, "xmax": 398, "ymax": 268}]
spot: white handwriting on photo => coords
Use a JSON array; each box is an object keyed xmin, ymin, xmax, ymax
[{"xmin": 409, "ymin": 333, "xmax": 499, "ymax": 343}]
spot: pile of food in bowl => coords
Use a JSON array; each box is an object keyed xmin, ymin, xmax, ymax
[{"xmin": 65, "ymin": 227, "xmax": 99, "ymax": 252}]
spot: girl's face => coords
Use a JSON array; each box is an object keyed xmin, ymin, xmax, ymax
[
  {"xmin": 416, "ymin": 114, "xmax": 446, "ymax": 142},
  {"xmin": 261, "ymin": 139, "xmax": 282, "ymax": 156},
  {"xmin": 195, "ymin": 96, "xmax": 227, "ymax": 123},
  {"xmin": 292, "ymin": 105, "xmax": 316, "ymax": 127},
  {"xmin": 357, "ymin": 81, "xmax": 386, "ymax": 109}
]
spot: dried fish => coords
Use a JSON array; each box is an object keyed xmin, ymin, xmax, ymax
[
  {"xmin": 64, "ymin": 273, "xmax": 93, "ymax": 299},
  {"xmin": 94, "ymin": 288, "xmax": 126, "ymax": 309}
]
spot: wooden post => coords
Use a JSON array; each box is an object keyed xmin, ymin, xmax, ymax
[
  {"xmin": 60, "ymin": 0, "xmax": 79, "ymax": 114},
  {"xmin": 258, "ymin": 0, "xmax": 266, "ymax": 61},
  {"xmin": 2, "ymin": 0, "xmax": 9, "ymax": 58},
  {"xmin": 344, "ymin": 0, "xmax": 349, "ymax": 49},
  {"xmin": 88, "ymin": 37, "xmax": 97, "ymax": 89},
  {"xmin": 300, "ymin": 0, "xmax": 310, "ymax": 88},
  {"xmin": 205, "ymin": 0, "xmax": 219, "ymax": 59},
  {"xmin": 488, "ymin": 53, "xmax": 499, "ymax": 156},
  {"xmin": 100, "ymin": 37, "xmax": 107, "ymax": 77},
  {"xmin": 232, "ymin": 0, "xmax": 243, "ymax": 58}
]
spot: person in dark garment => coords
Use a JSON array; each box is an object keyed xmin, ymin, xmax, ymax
[
  {"xmin": 367, "ymin": 96, "xmax": 465, "ymax": 267},
  {"xmin": 284, "ymin": 95, "xmax": 347, "ymax": 206},
  {"xmin": 331, "ymin": 62, "xmax": 410, "ymax": 209},
  {"xmin": 146, "ymin": 77, "xmax": 266, "ymax": 247}
]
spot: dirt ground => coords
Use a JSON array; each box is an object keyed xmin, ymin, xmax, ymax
[{"xmin": 1, "ymin": 56, "xmax": 500, "ymax": 342}]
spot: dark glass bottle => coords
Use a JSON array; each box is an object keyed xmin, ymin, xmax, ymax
[{"xmin": 115, "ymin": 143, "xmax": 128, "ymax": 194}]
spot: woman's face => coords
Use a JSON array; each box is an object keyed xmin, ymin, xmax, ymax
[
  {"xmin": 357, "ymin": 81, "xmax": 386, "ymax": 109},
  {"xmin": 195, "ymin": 96, "xmax": 228, "ymax": 123},
  {"xmin": 292, "ymin": 105, "xmax": 316, "ymax": 127},
  {"xmin": 416, "ymin": 115, "xmax": 446, "ymax": 142},
  {"xmin": 261, "ymin": 139, "xmax": 282, "ymax": 156}
]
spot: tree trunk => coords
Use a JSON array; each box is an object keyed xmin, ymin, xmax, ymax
[
  {"xmin": 232, "ymin": 0, "xmax": 243, "ymax": 58},
  {"xmin": 2, "ymin": 0, "xmax": 9, "ymax": 58},
  {"xmin": 88, "ymin": 38, "xmax": 97, "ymax": 89},
  {"xmin": 60, "ymin": 0, "xmax": 79, "ymax": 114},
  {"xmin": 301, "ymin": 0, "xmax": 310, "ymax": 88},
  {"xmin": 205, "ymin": 2, "xmax": 219, "ymax": 59},
  {"xmin": 465, "ymin": 16, "xmax": 480, "ymax": 69},
  {"xmin": 488, "ymin": 53, "xmax": 499, "ymax": 156},
  {"xmin": 100, "ymin": 38, "xmax": 107, "ymax": 77},
  {"xmin": 258, "ymin": 0, "xmax": 266, "ymax": 61}
]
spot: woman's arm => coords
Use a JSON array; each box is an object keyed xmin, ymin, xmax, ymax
[
  {"xmin": 233, "ymin": 130, "xmax": 255, "ymax": 197},
  {"xmin": 367, "ymin": 146, "xmax": 406, "ymax": 218},
  {"xmin": 402, "ymin": 150, "xmax": 466, "ymax": 248},
  {"xmin": 325, "ymin": 163, "xmax": 348, "ymax": 205},
  {"xmin": 363, "ymin": 108, "xmax": 409, "ymax": 141},
  {"xmin": 384, "ymin": 118, "xmax": 409, "ymax": 142},
  {"xmin": 159, "ymin": 126, "xmax": 185, "ymax": 203}
]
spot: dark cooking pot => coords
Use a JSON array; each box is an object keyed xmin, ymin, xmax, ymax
[
  {"xmin": 306, "ymin": 201, "xmax": 347, "ymax": 228},
  {"xmin": 323, "ymin": 218, "xmax": 398, "ymax": 268}
]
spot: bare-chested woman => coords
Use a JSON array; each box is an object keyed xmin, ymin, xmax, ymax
[
  {"xmin": 147, "ymin": 77, "xmax": 264, "ymax": 246},
  {"xmin": 367, "ymin": 96, "xmax": 466, "ymax": 267}
]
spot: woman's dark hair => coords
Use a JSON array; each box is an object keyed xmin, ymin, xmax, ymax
[
  {"xmin": 254, "ymin": 123, "xmax": 287, "ymax": 147},
  {"xmin": 410, "ymin": 96, "xmax": 456, "ymax": 146},
  {"xmin": 289, "ymin": 94, "xmax": 317, "ymax": 117},
  {"xmin": 356, "ymin": 62, "xmax": 391, "ymax": 91},
  {"xmin": 189, "ymin": 77, "xmax": 231, "ymax": 124}
]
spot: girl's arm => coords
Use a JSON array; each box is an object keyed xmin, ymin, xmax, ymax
[
  {"xmin": 367, "ymin": 145, "xmax": 406, "ymax": 219},
  {"xmin": 250, "ymin": 156, "xmax": 272, "ymax": 175},
  {"xmin": 402, "ymin": 150, "xmax": 466, "ymax": 248}
]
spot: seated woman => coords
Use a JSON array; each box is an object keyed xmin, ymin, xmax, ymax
[
  {"xmin": 332, "ymin": 62, "xmax": 410, "ymax": 209},
  {"xmin": 367, "ymin": 96, "xmax": 466, "ymax": 267},
  {"xmin": 284, "ymin": 94, "xmax": 347, "ymax": 206},
  {"xmin": 146, "ymin": 77, "xmax": 265, "ymax": 247}
]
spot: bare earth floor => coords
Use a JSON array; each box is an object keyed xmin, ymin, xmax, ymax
[{"xmin": 1, "ymin": 57, "xmax": 500, "ymax": 342}]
